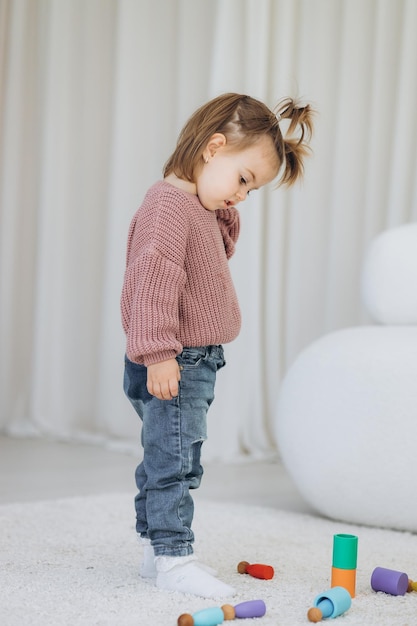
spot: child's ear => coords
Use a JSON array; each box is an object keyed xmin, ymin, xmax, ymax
[{"xmin": 203, "ymin": 133, "xmax": 227, "ymax": 161}]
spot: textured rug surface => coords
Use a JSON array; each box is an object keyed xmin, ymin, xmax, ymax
[{"xmin": 1, "ymin": 493, "xmax": 417, "ymax": 625}]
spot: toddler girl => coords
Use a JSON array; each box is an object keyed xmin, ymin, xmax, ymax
[{"xmin": 121, "ymin": 93, "xmax": 313, "ymax": 598}]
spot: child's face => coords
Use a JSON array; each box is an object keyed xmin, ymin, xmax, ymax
[{"xmin": 196, "ymin": 134, "xmax": 279, "ymax": 211}]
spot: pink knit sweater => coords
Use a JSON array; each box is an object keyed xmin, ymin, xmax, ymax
[{"xmin": 121, "ymin": 181, "xmax": 242, "ymax": 365}]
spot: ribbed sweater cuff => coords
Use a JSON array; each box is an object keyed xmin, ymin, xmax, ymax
[{"xmin": 142, "ymin": 349, "xmax": 180, "ymax": 367}]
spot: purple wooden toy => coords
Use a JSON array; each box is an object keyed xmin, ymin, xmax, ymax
[{"xmin": 371, "ymin": 567, "xmax": 409, "ymax": 596}]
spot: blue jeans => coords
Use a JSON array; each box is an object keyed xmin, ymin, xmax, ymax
[{"xmin": 123, "ymin": 345, "xmax": 225, "ymax": 557}]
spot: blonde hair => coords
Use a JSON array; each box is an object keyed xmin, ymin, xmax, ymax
[{"xmin": 163, "ymin": 93, "xmax": 314, "ymax": 188}]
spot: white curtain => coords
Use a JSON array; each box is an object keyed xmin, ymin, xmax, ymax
[{"xmin": 1, "ymin": 0, "xmax": 416, "ymax": 460}]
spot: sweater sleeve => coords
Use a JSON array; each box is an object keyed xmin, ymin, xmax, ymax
[
  {"xmin": 216, "ymin": 207, "xmax": 240, "ymax": 259},
  {"xmin": 121, "ymin": 187, "xmax": 190, "ymax": 365},
  {"xmin": 122, "ymin": 247, "xmax": 187, "ymax": 365}
]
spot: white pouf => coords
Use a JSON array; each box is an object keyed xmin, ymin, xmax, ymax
[
  {"xmin": 361, "ymin": 223, "xmax": 417, "ymax": 324},
  {"xmin": 275, "ymin": 326, "xmax": 417, "ymax": 532}
]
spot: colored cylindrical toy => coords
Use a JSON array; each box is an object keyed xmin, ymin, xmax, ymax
[
  {"xmin": 191, "ymin": 607, "xmax": 225, "ymax": 626},
  {"xmin": 371, "ymin": 567, "xmax": 409, "ymax": 596},
  {"xmin": 314, "ymin": 598, "xmax": 333, "ymax": 619},
  {"xmin": 331, "ymin": 567, "xmax": 356, "ymax": 598},
  {"xmin": 332, "ymin": 534, "xmax": 358, "ymax": 569},
  {"xmin": 308, "ymin": 586, "xmax": 352, "ymax": 622},
  {"xmin": 234, "ymin": 600, "xmax": 266, "ymax": 618},
  {"xmin": 331, "ymin": 534, "xmax": 358, "ymax": 597}
]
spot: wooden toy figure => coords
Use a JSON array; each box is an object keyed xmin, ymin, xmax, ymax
[
  {"xmin": 307, "ymin": 586, "xmax": 352, "ymax": 622},
  {"xmin": 237, "ymin": 561, "xmax": 274, "ymax": 580},
  {"xmin": 177, "ymin": 600, "xmax": 266, "ymax": 626},
  {"xmin": 371, "ymin": 567, "xmax": 417, "ymax": 596}
]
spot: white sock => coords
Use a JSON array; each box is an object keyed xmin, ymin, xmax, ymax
[
  {"xmin": 155, "ymin": 555, "xmax": 236, "ymax": 598},
  {"xmin": 137, "ymin": 536, "xmax": 217, "ymax": 579},
  {"xmin": 138, "ymin": 537, "xmax": 157, "ymax": 579}
]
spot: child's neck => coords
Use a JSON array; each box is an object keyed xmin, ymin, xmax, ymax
[{"xmin": 164, "ymin": 173, "xmax": 197, "ymax": 195}]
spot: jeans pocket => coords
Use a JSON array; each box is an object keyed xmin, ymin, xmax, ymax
[{"xmin": 176, "ymin": 347, "xmax": 206, "ymax": 369}]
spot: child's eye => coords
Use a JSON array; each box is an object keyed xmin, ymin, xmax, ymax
[{"xmin": 240, "ymin": 176, "xmax": 252, "ymax": 196}]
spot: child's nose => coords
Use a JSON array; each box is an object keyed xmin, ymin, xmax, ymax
[{"xmin": 236, "ymin": 189, "xmax": 247, "ymax": 202}]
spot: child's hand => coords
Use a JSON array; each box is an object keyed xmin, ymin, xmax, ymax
[{"xmin": 147, "ymin": 358, "xmax": 181, "ymax": 400}]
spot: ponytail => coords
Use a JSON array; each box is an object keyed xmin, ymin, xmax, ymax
[{"xmin": 273, "ymin": 98, "xmax": 314, "ymax": 187}]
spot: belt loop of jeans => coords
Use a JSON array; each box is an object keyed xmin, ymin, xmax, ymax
[{"xmin": 209, "ymin": 344, "xmax": 223, "ymax": 359}]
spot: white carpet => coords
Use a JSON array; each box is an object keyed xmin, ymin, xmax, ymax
[{"xmin": 1, "ymin": 493, "xmax": 417, "ymax": 626}]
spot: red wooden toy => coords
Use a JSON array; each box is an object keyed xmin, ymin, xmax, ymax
[{"xmin": 237, "ymin": 561, "xmax": 274, "ymax": 580}]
